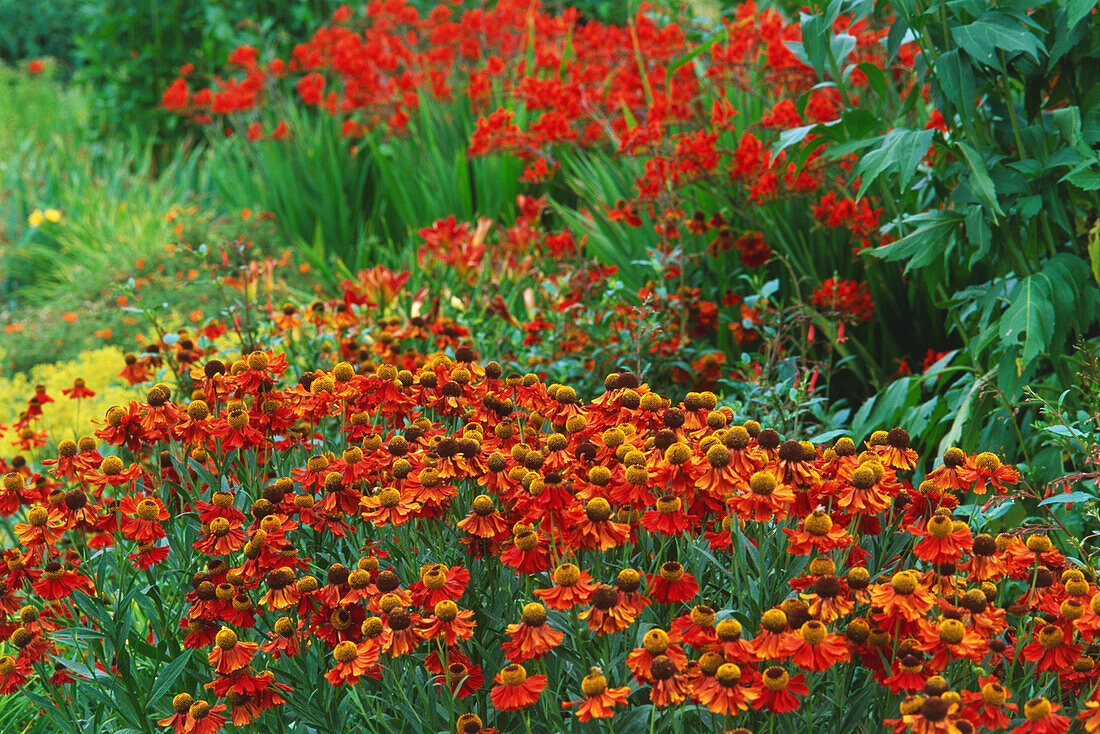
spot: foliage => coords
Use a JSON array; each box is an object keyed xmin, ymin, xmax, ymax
[
  {"xmin": 73, "ymin": 0, "xmax": 344, "ymax": 145},
  {"xmin": 0, "ymin": 0, "xmax": 81, "ymax": 73}
]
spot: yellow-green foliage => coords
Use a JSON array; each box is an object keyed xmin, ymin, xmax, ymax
[{"xmin": 0, "ymin": 346, "xmax": 141, "ymax": 449}]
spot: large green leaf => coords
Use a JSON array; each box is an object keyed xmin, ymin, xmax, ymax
[
  {"xmin": 999, "ymin": 274, "xmax": 1054, "ymax": 371},
  {"xmin": 952, "ymin": 13, "xmax": 1045, "ymax": 71},
  {"xmin": 871, "ymin": 209, "xmax": 963, "ymax": 271},
  {"xmin": 853, "ymin": 127, "xmax": 934, "ymax": 199}
]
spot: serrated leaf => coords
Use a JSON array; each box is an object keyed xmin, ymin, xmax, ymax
[
  {"xmin": 933, "ymin": 50, "xmax": 976, "ymax": 125},
  {"xmin": 999, "ymin": 274, "xmax": 1054, "ymax": 369},
  {"xmin": 854, "ymin": 127, "xmax": 934, "ymax": 198},
  {"xmin": 957, "ymin": 141, "xmax": 1005, "ymax": 220},
  {"xmin": 871, "ymin": 210, "xmax": 963, "ymax": 271}
]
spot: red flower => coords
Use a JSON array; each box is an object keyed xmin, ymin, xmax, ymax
[
  {"xmin": 490, "ymin": 664, "xmax": 546, "ymax": 711},
  {"xmin": 646, "ymin": 562, "xmax": 698, "ymax": 604}
]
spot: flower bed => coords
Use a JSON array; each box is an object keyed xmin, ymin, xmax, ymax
[{"xmin": 0, "ymin": 278, "xmax": 1093, "ymax": 734}]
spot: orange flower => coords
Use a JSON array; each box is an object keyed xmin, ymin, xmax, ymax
[
  {"xmin": 534, "ymin": 563, "xmax": 598, "ymax": 610},
  {"xmin": 456, "ymin": 494, "xmax": 510, "ymax": 538},
  {"xmin": 562, "ymin": 668, "xmax": 631, "ymax": 722},
  {"xmin": 780, "ymin": 621, "xmax": 850, "ymax": 671},
  {"xmin": 207, "ymin": 628, "xmax": 257, "ymax": 674},
  {"xmin": 490, "ymin": 664, "xmax": 546, "ymax": 711},
  {"xmin": 870, "ymin": 572, "xmax": 936, "ymax": 626},
  {"xmin": 502, "ymin": 603, "xmax": 563, "ymax": 662},
  {"xmin": 648, "ymin": 655, "xmax": 689, "ymax": 708},
  {"xmin": 579, "ymin": 585, "xmax": 638, "ymax": 635},
  {"xmin": 694, "ymin": 662, "xmax": 757, "ymax": 715},
  {"xmin": 360, "ymin": 487, "xmax": 421, "ymax": 527},
  {"xmin": 324, "ymin": 640, "xmax": 380, "ymax": 686},
  {"xmin": 911, "ymin": 514, "xmax": 972, "ymax": 565}
]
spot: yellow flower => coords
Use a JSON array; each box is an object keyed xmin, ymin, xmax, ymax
[
  {"xmin": 44, "ymin": 209, "xmax": 62, "ymax": 223},
  {"xmin": 28, "ymin": 209, "xmax": 44, "ymax": 227}
]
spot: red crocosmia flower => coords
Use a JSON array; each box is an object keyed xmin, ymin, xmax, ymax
[
  {"xmin": 562, "ymin": 669, "xmax": 632, "ymax": 722},
  {"xmin": 325, "ymin": 640, "xmax": 381, "ymax": 686},
  {"xmin": 534, "ymin": 563, "xmax": 599, "ymax": 610},
  {"xmin": 646, "ymin": 562, "xmax": 698, "ymax": 604},
  {"xmin": 490, "ymin": 664, "xmax": 546, "ymax": 711},
  {"xmin": 502, "ymin": 603, "xmax": 564, "ymax": 662},
  {"xmin": 208, "ymin": 628, "xmax": 257, "ymax": 674}
]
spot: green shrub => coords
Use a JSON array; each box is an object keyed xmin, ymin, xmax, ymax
[
  {"xmin": 73, "ymin": 0, "xmax": 343, "ymax": 145},
  {"xmin": 0, "ymin": 0, "xmax": 81, "ymax": 72}
]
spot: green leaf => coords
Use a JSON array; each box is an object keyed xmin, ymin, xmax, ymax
[
  {"xmin": 956, "ymin": 141, "xmax": 1005, "ymax": 220},
  {"xmin": 933, "ymin": 50, "xmax": 976, "ymax": 124},
  {"xmin": 964, "ymin": 204, "xmax": 991, "ymax": 267},
  {"xmin": 952, "ymin": 13, "xmax": 1045, "ymax": 71},
  {"xmin": 1063, "ymin": 165, "xmax": 1100, "ymax": 191},
  {"xmin": 1039, "ymin": 491, "xmax": 1094, "ymax": 506},
  {"xmin": 1088, "ymin": 220, "xmax": 1100, "ymax": 288},
  {"xmin": 147, "ymin": 650, "xmax": 193, "ymax": 707},
  {"xmin": 853, "ymin": 127, "xmax": 934, "ymax": 198},
  {"xmin": 999, "ymin": 274, "xmax": 1054, "ymax": 369},
  {"xmin": 871, "ymin": 209, "xmax": 963, "ymax": 271},
  {"xmin": 1067, "ymin": 0, "xmax": 1095, "ymax": 29}
]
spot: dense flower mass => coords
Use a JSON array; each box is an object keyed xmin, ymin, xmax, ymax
[{"xmin": 1, "ymin": 263, "xmax": 1094, "ymax": 734}]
